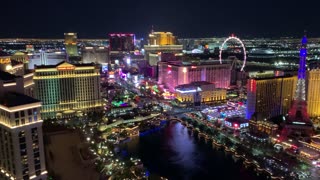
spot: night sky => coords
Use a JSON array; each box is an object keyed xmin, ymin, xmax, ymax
[{"xmin": 1, "ymin": 0, "xmax": 319, "ymax": 38}]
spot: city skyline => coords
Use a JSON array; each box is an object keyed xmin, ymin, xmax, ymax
[
  {"xmin": 1, "ymin": 1, "xmax": 320, "ymax": 179},
  {"xmin": 1, "ymin": 0, "xmax": 320, "ymax": 38}
]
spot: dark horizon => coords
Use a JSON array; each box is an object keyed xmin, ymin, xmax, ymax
[
  {"xmin": 1, "ymin": 0, "xmax": 319, "ymax": 39},
  {"xmin": 0, "ymin": 32, "xmax": 317, "ymax": 40}
]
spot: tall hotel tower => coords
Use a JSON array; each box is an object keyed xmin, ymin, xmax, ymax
[
  {"xmin": 64, "ymin": 33, "xmax": 79, "ymax": 57},
  {"xmin": 246, "ymin": 76, "xmax": 297, "ymax": 120},
  {"xmin": 34, "ymin": 62, "xmax": 103, "ymax": 119},
  {"xmin": 308, "ymin": 68, "xmax": 320, "ymax": 125},
  {"xmin": 0, "ymin": 71, "xmax": 47, "ymax": 180}
]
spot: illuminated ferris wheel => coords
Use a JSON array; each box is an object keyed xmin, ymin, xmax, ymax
[{"xmin": 219, "ymin": 34, "xmax": 246, "ymax": 71}]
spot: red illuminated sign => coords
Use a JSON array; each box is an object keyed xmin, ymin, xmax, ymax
[{"xmin": 57, "ymin": 66, "xmax": 75, "ymax": 70}]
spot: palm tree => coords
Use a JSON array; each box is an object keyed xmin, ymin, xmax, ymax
[
  {"xmin": 192, "ymin": 121, "xmax": 199, "ymax": 128},
  {"xmin": 181, "ymin": 117, "xmax": 188, "ymax": 122},
  {"xmin": 199, "ymin": 124, "xmax": 205, "ymax": 131},
  {"xmin": 205, "ymin": 128, "xmax": 212, "ymax": 135}
]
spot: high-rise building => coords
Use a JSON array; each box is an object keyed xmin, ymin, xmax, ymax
[
  {"xmin": 308, "ymin": 69, "xmax": 320, "ymax": 119},
  {"xmin": 11, "ymin": 51, "xmax": 29, "ymax": 71},
  {"xmin": 34, "ymin": 62, "xmax": 103, "ymax": 119},
  {"xmin": 158, "ymin": 60, "xmax": 231, "ymax": 92},
  {"xmin": 26, "ymin": 45, "xmax": 35, "ymax": 52},
  {"xmin": 246, "ymin": 76, "xmax": 297, "ymax": 120},
  {"xmin": 109, "ymin": 33, "xmax": 135, "ymax": 53},
  {"xmin": 82, "ymin": 46, "xmax": 109, "ymax": 64},
  {"xmin": 0, "ymin": 50, "xmax": 34, "ymax": 97},
  {"xmin": 0, "ymin": 54, "xmax": 35, "ymax": 98},
  {"xmin": 0, "ymin": 51, "xmax": 12, "ymax": 73},
  {"xmin": 144, "ymin": 32, "xmax": 183, "ymax": 70},
  {"xmin": 64, "ymin": 33, "xmax": 79, "ymax": 57},
  {"xmin": 148, "ymin": 32, "xmax": 176, "ymax": 45},
  {"xmin": 0, "ymin": 71, "xmax": 24, "ymax": 95},
  {"xmin": 28, "ymin": 51, "xmax": 67, "ymax": 70},
  {"xmin": 0, "ymin": 71, "xmax": 47, "ymax": 180}
]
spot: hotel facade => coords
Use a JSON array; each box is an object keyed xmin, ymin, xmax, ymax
[
  {"xmin": 34, "ymin": 62, "xmax": 103, "ymax": 119},
  {"xmin": 307, "ymin": 69, "xmax": 320, "ymax": 120},
  {"xmin": 175, "ymin": 81, "xmax": 226, "ymax": 105},
  {"xmin": 246, "ymin": 76, "xmax": 297, "ymax": 120},
  {"xmin": 158, "ymin": 61, "xmax": 231, "ymax": 92},
  {"xmin": 0, "ymin": 71, "xmax": 47, "ymax": 180}
]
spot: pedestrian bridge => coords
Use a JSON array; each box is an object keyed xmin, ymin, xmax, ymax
[{"xmin": 98, "ymin": 113, "xmax": 161, "ymax": 131}]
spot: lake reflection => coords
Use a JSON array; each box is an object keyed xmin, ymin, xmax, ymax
[{"xmin": 119, "ymin": 122, "xmax": 262, "ymax": 180}]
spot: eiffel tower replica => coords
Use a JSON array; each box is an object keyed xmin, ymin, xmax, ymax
[{"xmin": 283, "ymin": 34, "xmax": 313, "ymax": 137}]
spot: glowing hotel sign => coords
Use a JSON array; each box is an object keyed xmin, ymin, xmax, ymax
[
  {"xmin": 57, "ymin": 66, "xmax": 75, "ymax": 70},
  {"xmin": 0, "ymin": 58, "xmax": 10, "ymax": 64},
  {"xmin": 56, "ymin": 62, "xmax": 75, "ymax": 71}
]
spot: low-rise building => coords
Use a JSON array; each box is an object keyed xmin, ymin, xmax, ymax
[
  {"xmin": 249, "ymin": 119, "xmax": 279, "ymax": 136},
  {"xmin": 298, "ymin": 135, "xmax": 320, "ymax": 161},
  {"xmin": 224, "ymin": 117, "xmax": 249, "ymax": 130},
  {"xmin": 175, "ymin": 81, "xmax": 226, "ymax": 106}
]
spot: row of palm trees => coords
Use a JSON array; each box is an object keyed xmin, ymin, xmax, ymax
[{"xmin": 180, "ymin": 116, "xmax": 233, "ymax": 146}]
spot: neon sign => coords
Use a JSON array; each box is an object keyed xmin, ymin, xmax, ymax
[
  {"xmin": 57, "ymin": 66, "xmax": 75, "ymax": 70},
  {"xmin": 0, "ymin": 58, "xmax": 10, "ymax": 64}
]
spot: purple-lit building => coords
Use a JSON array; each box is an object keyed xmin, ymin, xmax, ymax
[{"xmin": 158, "ymin": 60, "xmax": 231, "ymax": 92}]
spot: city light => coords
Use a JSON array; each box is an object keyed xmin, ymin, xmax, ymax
[
  {"xmin": 126, "ymin": 58, "xmax": 131, "ymax": 64},
  {"xmin": 0, "ymin": 12, "xmax": 319, "ymax": 180},
  {"xmin": 292, "ymin": 122, "xmax": 306, "ymax": 125},
  {"xmin": 183, "ymin": 67, "xmax": 187, "ymax": 73},
  {"xmin": 175, "ymin": 89, "xmax": 197, "ymax": 93}
]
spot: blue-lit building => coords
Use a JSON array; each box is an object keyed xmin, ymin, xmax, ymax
[{"xmin": 224, "ymin": 117, "xmax": 249, "ymax": 130}]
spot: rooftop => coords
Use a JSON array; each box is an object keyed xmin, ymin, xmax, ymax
[
  {"xmin": 35, "ymin": 61, "xmax": 96, "ymax": 69},
  {"xmin": 0, "ymin": 92, "xmax": 40, "ymax": 107},
  {"xmin": 300, "ymin": 147, "xmax": 319, "ymax": 157},
  {"xmin": 176, "ymin": 81, "xmax": 213, "ymax": 88},
  {"xmin": 10, "ymin": 59, "xmax": 23, "ymax": 66},
  {"xmin": 225, "ymin": 117, "xmax": 248, "ymax": 123},
  {"xmin": 165, "ymin": 59, "xmax": 231, "ymax": 67},
  {"xmin": 190, "ymin": 81, "xmax": 213, "ymax": 86},
  {"xmin": 0, "ymin": 70, "xmax": 18, "ymax": 81},
  {"xmin": 175, "ymin": 85, "xmax": 197, "ymax": 92},
  {"xmin": 175, "ymin": 81, "xmax": 214, "ymax": 93},
  {"xmin": 252, "ymin": 75, "xmax": 295, "ymax": 81},
  {"xmin": 13, "ymin": 51, "xmax": 27, "ymax": 56},
  {"xmin": 311, "ymin": 137, "xmax": 320, "ymax": 144}
]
